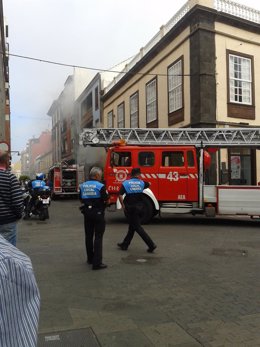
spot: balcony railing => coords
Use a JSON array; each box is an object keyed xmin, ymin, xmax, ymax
[
  {"xmin": 104, "ymin": 0, "xmax": 260, "ymax": 94},
  {"xmin": 215, "ymin": 0, "xmax": 260, "ymax": 23}
]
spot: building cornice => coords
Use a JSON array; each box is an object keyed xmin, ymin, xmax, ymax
[{"xmin": 102, "ymin": 3, "xmax": 260, "ymax": 102}]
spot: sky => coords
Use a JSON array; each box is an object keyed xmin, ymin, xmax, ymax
[{"xmin": 3, "ymin": 0, "xmax": 260, "ymax": 162}]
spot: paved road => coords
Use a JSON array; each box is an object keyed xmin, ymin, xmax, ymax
[{"xmin": 18, "ymin": 200, "xmax": 260, "ymax": 347}]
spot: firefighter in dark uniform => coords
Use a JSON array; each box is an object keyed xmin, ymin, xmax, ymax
[
  {"xmin": 117, "ymin": 168, "xmax": 157, "ymax": 252},
  {"xmin": 80, "ymin": 167, "xmax": 109, "ymax": 270}
]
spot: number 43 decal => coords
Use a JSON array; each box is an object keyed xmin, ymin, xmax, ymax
[{"xmin": 167, "ymin": 171, "xmax": 179, "ymax": 181}]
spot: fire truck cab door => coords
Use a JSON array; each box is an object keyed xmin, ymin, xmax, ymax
[{"xmin": 158, "ymin": 149, "xmax": 188, "ymax": 201}]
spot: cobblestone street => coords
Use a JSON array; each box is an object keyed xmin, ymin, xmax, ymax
[{"xmin": 19, "ymin": 200, "xmax": 260, "ymax": 346}]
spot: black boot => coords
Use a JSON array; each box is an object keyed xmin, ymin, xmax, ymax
[
  {"xmin": 117, "ymin": 242, "xmax": 128, "ymax": 250},
  {"xmin": 147, "ymin": 244, "xmax": 157, "ymax": 253}
]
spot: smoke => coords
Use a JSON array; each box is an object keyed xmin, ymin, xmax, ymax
[{"xmin": 77, "ymin": 145, "xmax": 106, "ymax": 178}]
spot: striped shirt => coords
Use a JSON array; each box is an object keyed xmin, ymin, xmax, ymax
[
  {"xmin": 0, "ymin": 170, "xmax": 24, "ymax": 225},
  {"xmin": 0, "ymin": 235, "xmax": 40, "ymax": 347}
]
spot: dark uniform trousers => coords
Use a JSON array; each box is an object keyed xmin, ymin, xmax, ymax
[
  {"xmin": 122, "ymin": 203, "xmax": 154, "ymax": 248},
  {"xmin": 83, "ymin": 207, "xmax": 105, "ymax": 266}
]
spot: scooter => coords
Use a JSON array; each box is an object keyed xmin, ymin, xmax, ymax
[{"xmin": 23, "ymin": 186, "xmax": 51, "ymax": 221}]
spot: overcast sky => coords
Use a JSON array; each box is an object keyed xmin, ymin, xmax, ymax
[{"xmin": 3, "ymin": 0, "xmax": 260, "ymax": 161}]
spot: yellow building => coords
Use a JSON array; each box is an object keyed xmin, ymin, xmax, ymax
[
  {"xmin": 102, "ymin": 0, "xmax": 260, "ymax": 185},
  {"xmin": 11, "ymin": 160, "xmax": 21, "ymax": 179}
]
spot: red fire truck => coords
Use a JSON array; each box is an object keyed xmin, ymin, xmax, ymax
[
  {"xmin": 48, "ymin": 163, "xmax": 84, "ymax": 199},
  {"xmin": 80, "ymin": 128, "xmax": 260, "ymax": 223}
]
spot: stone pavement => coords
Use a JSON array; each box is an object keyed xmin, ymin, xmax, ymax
[{"xmin": 18, "ymin": 200, "xmax": 260, "ymax": 346}]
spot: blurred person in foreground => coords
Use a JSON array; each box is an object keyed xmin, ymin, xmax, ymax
[
  {"xmin": 117, "ymin": 167, "xmax": 157, "ymax": 252},
  {"xmin": 79, "ymin": 167, "xmax": 109, "ymax": 270},
  {"xmin": 0, "ymin": 150, "xmax": 23, "ymax": 246},
  {"xmin": 0, "ymin": 234, "xmax": 40, "ymax": 347}
]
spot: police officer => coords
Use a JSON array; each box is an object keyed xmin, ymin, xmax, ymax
[
  {"xmin": 80, "ymin": 167, "xmax": 109, "ymax": 270},
  {"xmin": 117, "ymin": 167, "xmax": 157, "ymax": 252},
  {"xmin": 25, "ymin": 173, "xmax": 46, "ymax": 218},
  {"xmin": 30, "ymin": 173, "xmax": 46, "ymax": 190}
]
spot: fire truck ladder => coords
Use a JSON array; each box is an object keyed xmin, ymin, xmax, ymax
[{"xmin": 80, "ymin": 128, "xmax": 260, "ymax": 148}]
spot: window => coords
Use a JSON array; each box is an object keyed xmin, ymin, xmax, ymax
[
  {"xmin": 227, "ymin": 51, "xmax": 254, "ymax": 120},
  {"xmin": 168, "ymin": 59, "xmax": 183, "ymax": 112},
  {"xmin": 82, "ymin": 92, "xmax": 93, "ymax": 115},
  {"xmin": 167, "ymin": 57, "xmax": 184, "ymax": 125},
  {"xmin": 146, "ymin": 78, "xmax": 157, "ymax": 124},
  {"xmin": 229, "ymin": 148, "xmax": 253, "ymax": 185},
  {"xmin": 117, "ymin": 103, "xmax": 125, "ymax": 128},
  {"xmin": 187, "ymin": 151, "xmax": 195, "ymax": 167},
  {"xmin": 130, "ymin": 92, "xmax": 139, "ymax": 128},
  {"xmin": 162, "ymin": 151, "xmax": 184, "ymax": 167},
  {"xmin": 107, "ymin": 111, "xmax": 113, "ymax": 128},
  {"xmin": 81, "ymin": 93, "xmax": 93, "ymax": 127},
  {"xmin": 229, "ymin": 54, "xmax": 252, "ymax": 105},
  {"xmin": 94, "ymin": 86, "xmax": 99, "ymax": 110},
  {"xmin": 138, "ymin": 152, "xmax": 155, "ymax": 167},
  {"xmin": 111, "ymin": 152, "xmax": 131, "ymax": 167}
]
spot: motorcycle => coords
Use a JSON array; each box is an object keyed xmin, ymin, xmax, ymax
[{"xmin": 23, "ymin": 186, "xmax": 51, "ymax": 221}]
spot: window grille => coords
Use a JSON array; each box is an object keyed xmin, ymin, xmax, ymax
[
  {"xmin": 146, "ymin": 79, "xmax": 157, "ymax": 123},
  {"xmin": 107, "ymin": 111, "xmax": 113, "ymax": 128},
  {"xmin": 168, "ymin": 59, "xmax": 182, "ymax": 113},
  {"xmin": 130, "ymin": 93, "xmax": 139, "ymax": 128},
  {"xmin": 117, "ymin": 103, "xmax": 125, "ymax": 128}
]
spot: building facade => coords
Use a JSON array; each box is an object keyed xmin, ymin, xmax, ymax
[
  {"xmin": 75, "ymin": 70, "xmax": 124, "ymax": 175},
  {"xmin": 47, "ymin": 68, "xmax": 93, "ymax": 167},
  {"xmin": 0, "ymin": 0, "xmax": 10, "ymax": 149},
  {"xmin": 102, "ymin": 0, "xmax": 260, "ymax": 185},
  {"xmin": 35, "ymin": 151, "xmax": 52, "ymax": 175},
  {"xmin": 47, "ymin": 58, "xmax": 133, "ymax": 177},
  {"xmin": 21, "ymin": 130, "xmax": 52, "ymax": 178},
  {"xmin": 20, "ymin": 149, "xmax": 30, "ymax": 177}
]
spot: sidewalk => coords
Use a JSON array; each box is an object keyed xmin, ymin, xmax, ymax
[{"xmin": 19, "ymin": 200, "xmax": 260, "ymax": 346}]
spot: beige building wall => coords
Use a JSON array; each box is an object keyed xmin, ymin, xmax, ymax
[
  {"xmin": 215, "ymin": 22, "xmax": 260, "ymax": 183},
  {"xmin": 215, "ymin": 22, "xmax": 260, "ymax": 124},
  {"xmin": 103, "ymin": 27, "xmax": 191, "ymax": 128},
  {"xmin": 103, "ymin": 5, "xmax": 260, "ymax": 186}
]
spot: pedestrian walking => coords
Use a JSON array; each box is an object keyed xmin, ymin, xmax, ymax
[
  {"xmin": 0, "ymin": 150, "xmax": 23, "ymax": 246},
  {"xmin": 117, "ymin": 167, "xmax": 157, "ymax": 252},
  {"xmin": 79, "ymin": 167, "xmax": 109, "ymax": 270},
  {"xmin": 0, "ymin": 234, "xmax": 40, "ymax": 347}
]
